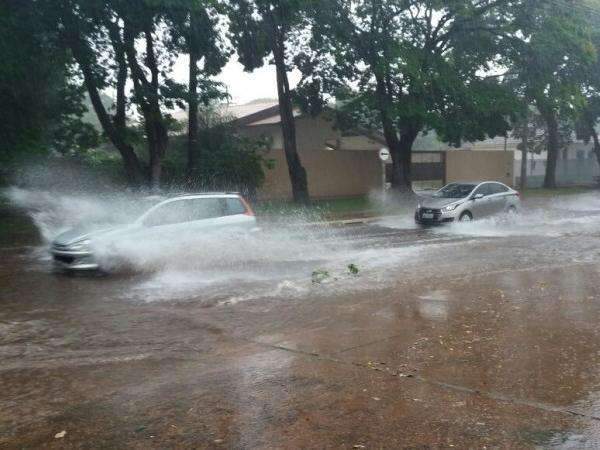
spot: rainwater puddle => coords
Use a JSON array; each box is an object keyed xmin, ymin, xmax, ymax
[{"xmin": 8, "ymin": 187, "xmax": 600, "ymax": 305}]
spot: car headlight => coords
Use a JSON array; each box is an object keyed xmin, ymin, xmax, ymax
[
  {"xmin": 443, "ymin": 204, "xmax": 458, "ymax": 212},
  {"xmin": 70, "ymin": 239, "xmax": 91, "ymax": 251}
]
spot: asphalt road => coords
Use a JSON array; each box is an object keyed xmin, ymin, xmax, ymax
[{"xmin": 3, "ymin": 193, "xmax": 600, "ymax": 448}]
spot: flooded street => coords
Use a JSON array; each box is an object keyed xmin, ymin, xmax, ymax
[{"xmin": 3, "ymin": 193, "xmax": 600, "ymax": 448}]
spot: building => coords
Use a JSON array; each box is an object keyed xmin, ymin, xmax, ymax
[
  {"xmin": 458, "ymin": 135, "xmax": 600, "ymax": 188},
  {"xmin": 176, "ymin": 101, "xmax": 515, "ymax": 200}
]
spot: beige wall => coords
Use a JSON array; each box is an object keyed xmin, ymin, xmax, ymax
[
  {"xmin": 446, "ymin": 150, "xmax": 514, "ymax": 186},
  {"xmin": 241, "ymin": 117, "xmax": 383, "ymax": 200},
  {"xmin": 242, "ymin": 115, "xmax": 514, "ymax": 198},
  {"xmin": 258, "ymin": 147, "xmax": 382, "ymax": 200}
]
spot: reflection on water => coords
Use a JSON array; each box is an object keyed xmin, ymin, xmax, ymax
[{"xmin": 418, "ymin": 290, "xmax": 450, "ymax": 321}]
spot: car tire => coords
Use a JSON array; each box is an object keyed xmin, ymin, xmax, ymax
[
  {"xmin": 459, "ymin": 211, "xmax": 473, "ymax": 222},
  {"xmin": 507, "ymin": 205, "xmax": 518, "ymax": 215}
]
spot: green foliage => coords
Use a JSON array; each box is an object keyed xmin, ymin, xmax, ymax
[
  {"xmin": 227, "ymin": 0, "xmax": 311, "ymax": 71},
  {"xmin": 347, "ymin": 263, "xmax": 359, "ymax": 275},
  {"xmin": 513, "ymin": 108, "xmax": 573, "ymax": 156},
  {"xmin": 162, "ymin": 0, "xmax": 230, "ymax": 107},
  {"xmin": 164, "ymin": 109, "xmax": 272, "ymax": 196},
  {"xmin": 508, "ymin": 0, "xmax": 595, "ymax": 114},
  {"xmin": 311, "ymin": 269, "xmax": 330, "ymax": 284},
  {"xmin": 301, "ymin": 0, "xmax": 519, "ymax": 146},
  {"xmin": 0, "ymin": 0, "xmax": 98, "ymax": 172}
]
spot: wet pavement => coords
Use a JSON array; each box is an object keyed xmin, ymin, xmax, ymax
[{"xmin": 3, "ymin": 192, "xmax": 600, "ymax": 448}]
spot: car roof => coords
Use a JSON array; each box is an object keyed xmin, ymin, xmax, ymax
[
  {"xmin": 142, "ymin": 192, "xmax": 241, "ymax": 199},
  {"xmin": 159, "ymin": 192, "xmax": 242, "ymax": 202},
  {"xmin": 447, "ymin": 181, "xmax": 509, "ymax": 186}
]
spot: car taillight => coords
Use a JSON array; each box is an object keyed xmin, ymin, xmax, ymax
[
  {"xmin": 239, "ymin": 197, "xmax": 255, "ymax": 216},
  {"xmin": 516, "ymin": 191, "xmax": 521, "ymax": 198}
]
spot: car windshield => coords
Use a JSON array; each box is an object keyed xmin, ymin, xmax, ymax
[{"xmin": 433, "ymin": 183, "xmax": 476, "ymax": 199}]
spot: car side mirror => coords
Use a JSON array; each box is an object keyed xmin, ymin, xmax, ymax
[{"xmin": 473, "ymin": 193, "xmax": 484, "ymax": 200}]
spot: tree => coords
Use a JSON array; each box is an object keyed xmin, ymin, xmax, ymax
[
  {"xmin": 56, "ymin": 0, "xmax": 145, "ymax": 186},
  {"xmin": 576, "ymin": 97, "xmax": 600, "ymax": 172},
  {"xmin": 0, "ymin": 0, "xmax": 98, "ymax": 174},
  {"xmin": 228, "ymin": 0, "xmax": 311, "ymax": 204},
  {"xmin": 513, "ymin": 106, "xmax": 531, "ymax": 189},
  {"xmin": 511, "ymin": 105, "xmax": 546, "ymax": 189},
  {"xmin": 166, "ymin": 106, "xmax": 273, "ymax": 197},
  {"xmin": 117, "ymin": 0, "xmax": 172, "ymax": 189},
  {"xmin": 301, "ymin": 0, "xmax": 517, "ymax": 195},
  {"xmin": 508, "ymin": 0, "xmax": 595, "ymax": 188},
  {"xmin": 163, "ymin": 0, "xmax": 229, "ymax": 182},
  {"xmin": 575, "ymin": 2, "xmax": 600, "ymax": 174}
]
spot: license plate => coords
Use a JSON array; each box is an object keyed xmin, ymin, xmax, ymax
[{"xmin": 422, "ymin": 213, "xmax": 434, "ymax": 219}]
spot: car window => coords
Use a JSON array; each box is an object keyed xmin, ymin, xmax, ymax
[
  {"xmin": 143, "ymin": 198, "xmax": 224, "ymax": 227},
  {"xmin": 433, "ymin": 183, "xmax": 476, "ymax": 198},
  {"xmin": 472, "ymin": 184, "xmax": 492, "ymax": 197},
  {"xmin": 190, "ymin": 198, "xmax": 224, "ymax": 220},
  {"xmin": 223, "ymin": 198, "xmax": 246, "ymax": 215},
  {"xmin": 489, "ymin": 183, "xmax": 509, "ymax": 194}
]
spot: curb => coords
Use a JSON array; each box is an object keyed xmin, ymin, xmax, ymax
[{"xmin": 305, "ymin": 214, "xmax": 405, "ymax": 227}]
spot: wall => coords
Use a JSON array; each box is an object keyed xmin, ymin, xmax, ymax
[
  {"xmin": 257, "ymin": 147, "xmax": 382, "ymax": 200},
  {"xmin": 446, "ymin": 150, "xmax": 514, "ymax": 186},
  {"xmin": 514, "ymin": 156, "xmax": 600, "ymax": 188},
  {"xmin": 241, "ymin": 117, "xmax": 383, "ymax": 200}
]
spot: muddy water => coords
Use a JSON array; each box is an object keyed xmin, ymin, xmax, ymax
[
  {"xmin": 7, "ymin": 188, "xmax": 600, "ymax": 306},
  {"xmin": 4, "ymin": 190, "xmax": 600, "ymax": 447}
]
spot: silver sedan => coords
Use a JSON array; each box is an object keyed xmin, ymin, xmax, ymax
[{"xmin": 415, "ymin": 181, "xmax": 521, "ymax": 225}]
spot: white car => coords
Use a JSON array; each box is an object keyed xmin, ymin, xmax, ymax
[
  {"xmin": 415, "ymin": 181, "xmax": 521, "ymax": 225},
  {"xmin": 50, "ymin": 193, "xmax": 257, "ymax": 270}
]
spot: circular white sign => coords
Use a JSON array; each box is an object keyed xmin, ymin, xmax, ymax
[{"xmin": 378, "ymin": 148, "xmax": 390, "ymax": 162}]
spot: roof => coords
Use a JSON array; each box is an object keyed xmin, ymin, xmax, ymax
[{"xmin": 172, "ymin": 100, "xmax": 302, "ymax": 127}]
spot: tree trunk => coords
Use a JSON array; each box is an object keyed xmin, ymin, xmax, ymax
[
  {"xmin": 583, "ymin": 113, "xmax": 600, "ymax": 178},
  {"xmin": 114, "ymin": 60, "xmax": 127, "ymax": 133},
  {"xmin": 70, "ymin": 43, "xmax": 143, "ymax": 187},
  {"xmin": 393, "ymin": 126, "xmax": 419, "ymax": 194},
  {"xmin": 541, "ymin": 108, "xmax": 559, "ymax": 189},
  {"xmin": 591, "ymin": 130, "xmax": 600, "ymax": 168},
  {"xmin": 123, "ymin": 22, "xmax": 167, "ymax": 189},
  {"xmin": 272, "ymin": 29, "xmax": 309, "ymax": 204},
  {"xmin": 187, "ymin": 11, "xmax": 200, "ymax": 182},
  {"xmin": 107, "ymin": 20, "xmax": 127, "ymax": 133},
  {"xmin": 520, "ymin": 118, "xmax": 528, "ymax": 190},
  {"xmin": 373, "ymin": 75, "xmax": 416, "ymax": 195}
]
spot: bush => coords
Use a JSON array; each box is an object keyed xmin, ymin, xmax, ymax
[{"xmin": 163, "ymin": 110, "xmax": 273, "ymax": 197}]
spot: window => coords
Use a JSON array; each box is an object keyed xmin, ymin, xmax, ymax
[
  {"xmin": 489, "ymin": 183, "xmax": 508, "ymax": 195},
  {"xmin": 472, "ymin": 184, "xmax": 492, "ymax": 197},
  {"xmin": 433, "ymin": 183, "xmax": 476, "ymax": 198},
  {"xmin": 224, "ymin": 198, "xmax": 246, "ymax": 215},
  {"xmin": 189, "ymin": 198, "xmax": 224, "ymax": 220},
  {"xmin": 142, "ymin": 198, "xmax": 224, "ymax": 227}
]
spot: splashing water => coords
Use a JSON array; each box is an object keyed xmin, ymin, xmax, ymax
[
  {"xmin": 378, "ymin": 193, "xmax": 600, "ymax": 238},
  {"xmin": 8, "ymin": 186, "xmax": 600, "ymax": 305},
  {"xmin": 6, "ymin": 187, "xmax": 431, "ymax": 303}
]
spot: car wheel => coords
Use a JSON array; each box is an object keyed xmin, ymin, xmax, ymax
[
  {"xmin": 459, "ymin": 211, "xmax": 473, "ymax": 222},
  {"xmin": 507, "ymin": 205, "xmax": 518, "ymax": 215}
]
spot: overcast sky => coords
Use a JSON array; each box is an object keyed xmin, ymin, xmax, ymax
[{"xmin": 171, "ymin": 55, "xmax": 301, "ymax": 105}]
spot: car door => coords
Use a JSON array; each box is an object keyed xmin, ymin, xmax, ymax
[
  {"xmin": 469, "ymin": 183, "xmax": 493, "ymax": 217},
  {"xmin": 136, "ymin": 199, "xmax": 198, "ymax": 242},
  {"xmin": 486, "ymin": 183, "xmax": 509, "ymax": 215},
  {"xmin": 185, "ymin": 198, "xmax": 230, "ymax": 232}
]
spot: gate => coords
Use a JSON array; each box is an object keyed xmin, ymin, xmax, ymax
[{"xmin": 385, "ymin": 151, "xmax": 446, "ymax": 188}]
